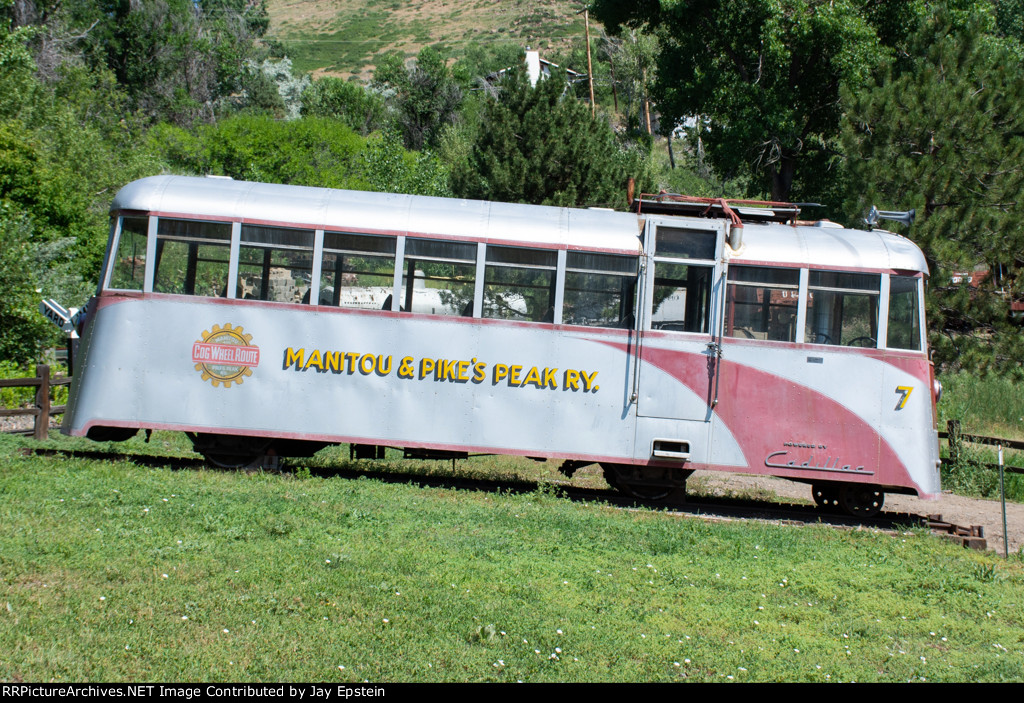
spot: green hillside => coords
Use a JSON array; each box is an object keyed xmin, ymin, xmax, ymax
[{"xmin": 266, "ymin": 0, "xmax": 588, "ymax": 77}]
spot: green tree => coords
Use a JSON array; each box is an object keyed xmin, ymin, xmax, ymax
[
  {"xmin": 0, "ymin": 205, "xmax": 51, "ymax": 362},
  {"xmin": 843, "ymin": 9, "xmax": 1024, "ymax": 375},
  {"xmin": 452, "ymin": 68, "xmax": 649, "ymax": 208},
  {"xmin": 301, "ymin": 76, "xmax": 386, "ymax": 135},
  {"xmin": 374, "ymin": 46, "xmax": 463, "ymax": 151},
  {"xmin": 0, "ymin": 12, "xmax": 164, "ymax": 362},
  {"xmin": 0, "ymin": 11, "xmax": 35, "ymax": 119},
  {"xmin": 591, "ymin": 0, "xmax": 989, "ymax": 204},
  {"xmin": 150, "ymin": 114, "xmax": 451, "ymax": 197},
  {"xmin": 61, "ymin": 0, "xmax": 271, "ymax": 125}
]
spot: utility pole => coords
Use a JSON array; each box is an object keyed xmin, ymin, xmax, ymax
[{"xmin": 579, "ymin": 8, "xmax": 596, "ymax": 116}]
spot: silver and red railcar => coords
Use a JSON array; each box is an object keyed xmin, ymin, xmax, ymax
[{"xmin": 63, "ymin": 176, "xmax": 941, "ymax": 516}]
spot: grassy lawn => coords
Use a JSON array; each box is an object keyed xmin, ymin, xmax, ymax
[
  {"xmin": 1, "ymin": 433, "xmax": 1022, "ymax": 682},
  {"xmin": 936, "ymin": 372, "xmax": 1024, "ymax": 501}
]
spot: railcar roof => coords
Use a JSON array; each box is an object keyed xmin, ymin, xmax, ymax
[
  {"xmin": 112, "ymin": 176, "xmax": 928, "ymax": 274},
  {"xmin": 112, "ymin": 175, "xmax": 644, "ymax": 255},
  {"xmin": 725, "ymin": 220, "xmax": 929, "ymax": 274}
]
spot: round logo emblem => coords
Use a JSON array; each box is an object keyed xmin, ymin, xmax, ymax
[{"xmin": 191, "ymin": 323, "xmax": 261, "ymax": 388}]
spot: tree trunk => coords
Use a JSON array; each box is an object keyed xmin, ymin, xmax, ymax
[{"xmin": 771, "ymin": 154, "xmax": 796, "ymax": 202}]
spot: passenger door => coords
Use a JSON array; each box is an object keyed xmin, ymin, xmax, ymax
[{"xmin": 635, "ymin": 217, "xmax": 727, "ymax": 422}]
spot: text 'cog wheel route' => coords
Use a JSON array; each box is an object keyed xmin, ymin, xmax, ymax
[{"xmin": 194, "ymin": 323, "xmax": 256, "ymax": 388}]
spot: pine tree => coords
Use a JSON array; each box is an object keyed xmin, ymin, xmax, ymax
[
  {"xmin": 453, "ymin": 69, "xmax": 642, "ymax": 208},
  {"xmin": 843, "ymin": 10, "xmax": 1024, "ymax": 375}
]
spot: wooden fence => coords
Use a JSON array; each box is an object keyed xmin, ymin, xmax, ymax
[
  {"xmin": 939, "ymin": 420, "xmax": 1024, "ymax": 475},
  {"xmin": 0, "ymin": 364, "xmax": 70, "ymax": 441}
]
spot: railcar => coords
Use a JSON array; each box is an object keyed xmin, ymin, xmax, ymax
[{"xmin": 63, "ymin": 175, "xmax": 942, "ymax": 516}]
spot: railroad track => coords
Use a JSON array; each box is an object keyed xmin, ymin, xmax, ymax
[{"xmin": 19, "ymin": 446, "xmax": 987, "ymax": 550}]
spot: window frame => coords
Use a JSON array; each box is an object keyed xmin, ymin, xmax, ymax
[{"xmin": 725, "ymin": 265, "xmax": 801, "ymax": 342}]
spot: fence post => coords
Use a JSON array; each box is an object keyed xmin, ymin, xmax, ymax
[
  {"xmin": 34, "ymin": 364, "xmax": 50, "ymax": 441},
  {"xmin": 947, "ymin": 419, "xmax": 961, "ymax": 465}
]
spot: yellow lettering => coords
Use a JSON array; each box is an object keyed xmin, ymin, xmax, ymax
[
  {"xmin": 493, "ymin": 364, "xmax": 509, "ymax": 384},
  {"xmin": 457, "ymin": 360, "xmax": 470, "ymax": 382},
  {"xmin": 440, "ymin": 359, "xmax": 458, "ymax": 381},
  {"xmin": 564, "ymin": 369, "xmax": 580, "ymax": 391},
  {"xmin": 345, "ymin": 352, "xmax": 360, "ymax": 373},
  {"xmin": 284, "ymin": 347, "xmax": 304, "ymax": 371},
  {"xmin": 377, "ymin": 355, "xmax": 392, "ymax": 375},
  {"xmin": 304, "ymin": 349, "xmax": 323, "ymax": 371},
  {"xmin": 472, "ymin": 361, "xmax": 487, "ymax": 383},
  {"xmin": 325, "ymin": 351, "xmax": 343, "ymax": 374},
  {"xmin": 581, "ymin": 370, "xmax": 599, "ymax": 392},
  {"xmin": 398, "ymin": 356, "xmax": 415, "ymax": 378},
  {"xmin": 543, "ymin": 367, "xmax": 558, "ymax": 389},
  {"xmin": 359, "ymin": 354, "xmax": 375, "ymax": 375},
  {"xmin": 522, "ymin": 366, "xmax": 542, "ymax": 388},
  {"xmin": 420, "ymin": 358, "xmax": 435, "ymax": 379},
  {"xmin": 509, "ymin": 365, "xmax": 522, "ymax": 386}
]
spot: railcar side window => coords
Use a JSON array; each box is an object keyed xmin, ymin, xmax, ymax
[
  {"xmin": 805, "ymin": 271, "xmax": 880, "ymax": 347},
  {"xmin": 483, "ymin": 246, "xmax": 558, "ymax": 323},
  {"xmin": 402, "ymin": 238, "xmax": 476, "ymax": 316},
  {"xmin": 153, "ymin": 219, "xmax": 231, "ymax": 297},
  {"xmin": 320, "ymin": 232, "xmax": 396, "ymax": 308},
  {"xmin": 725, "ymin": 266, "xmax": 799, "ymax": 341},
  {"xmin": 651, "ymin": 263, "xmax": 713, "ymax": 333},
  {"xmin": 563, "ymin": 252, "xmax": 637, "ymax": 328},
  {"xmin": 238, "ymin": 225, "xmax": 315, "ymax": 303},
  {"xmin": 887, "ymin": 275, "xmax": 922, "ymax": 351},
  {"xmin": 109, "ymin": 216, "xmax": 148, "ymax": 290}
]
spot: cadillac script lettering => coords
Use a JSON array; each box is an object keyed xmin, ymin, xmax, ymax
[{"xmin": 764, "ymin": 451, "xmax": 873, "ymax": 475}]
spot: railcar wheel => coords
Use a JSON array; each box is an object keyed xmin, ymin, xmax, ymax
[
  {"xmin": 838, "ymin": 484, "xmax": 884, "ymax": 518},
  {"xmin": 812, "ymin": 483, "xmax": 841, "ymax": 510},
  {"xmin": 601, "ymin": 464, "xmax": 690, "ymax": 502},
  {"xmin": 190, "ymin": 433, "xmax": 270, "ymax": 469}
]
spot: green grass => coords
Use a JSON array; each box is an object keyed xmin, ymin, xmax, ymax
[
  {"xmin": 937, "ymin": 372, "xmax": 1024, "ymax": 501},
  {"xmin": 1, "ymin": 436, "xmax": 1022, "ymax": 682},
  {"xmin": 938, "ymin": 372, "xmax": 1024, "ymax": 442}
]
